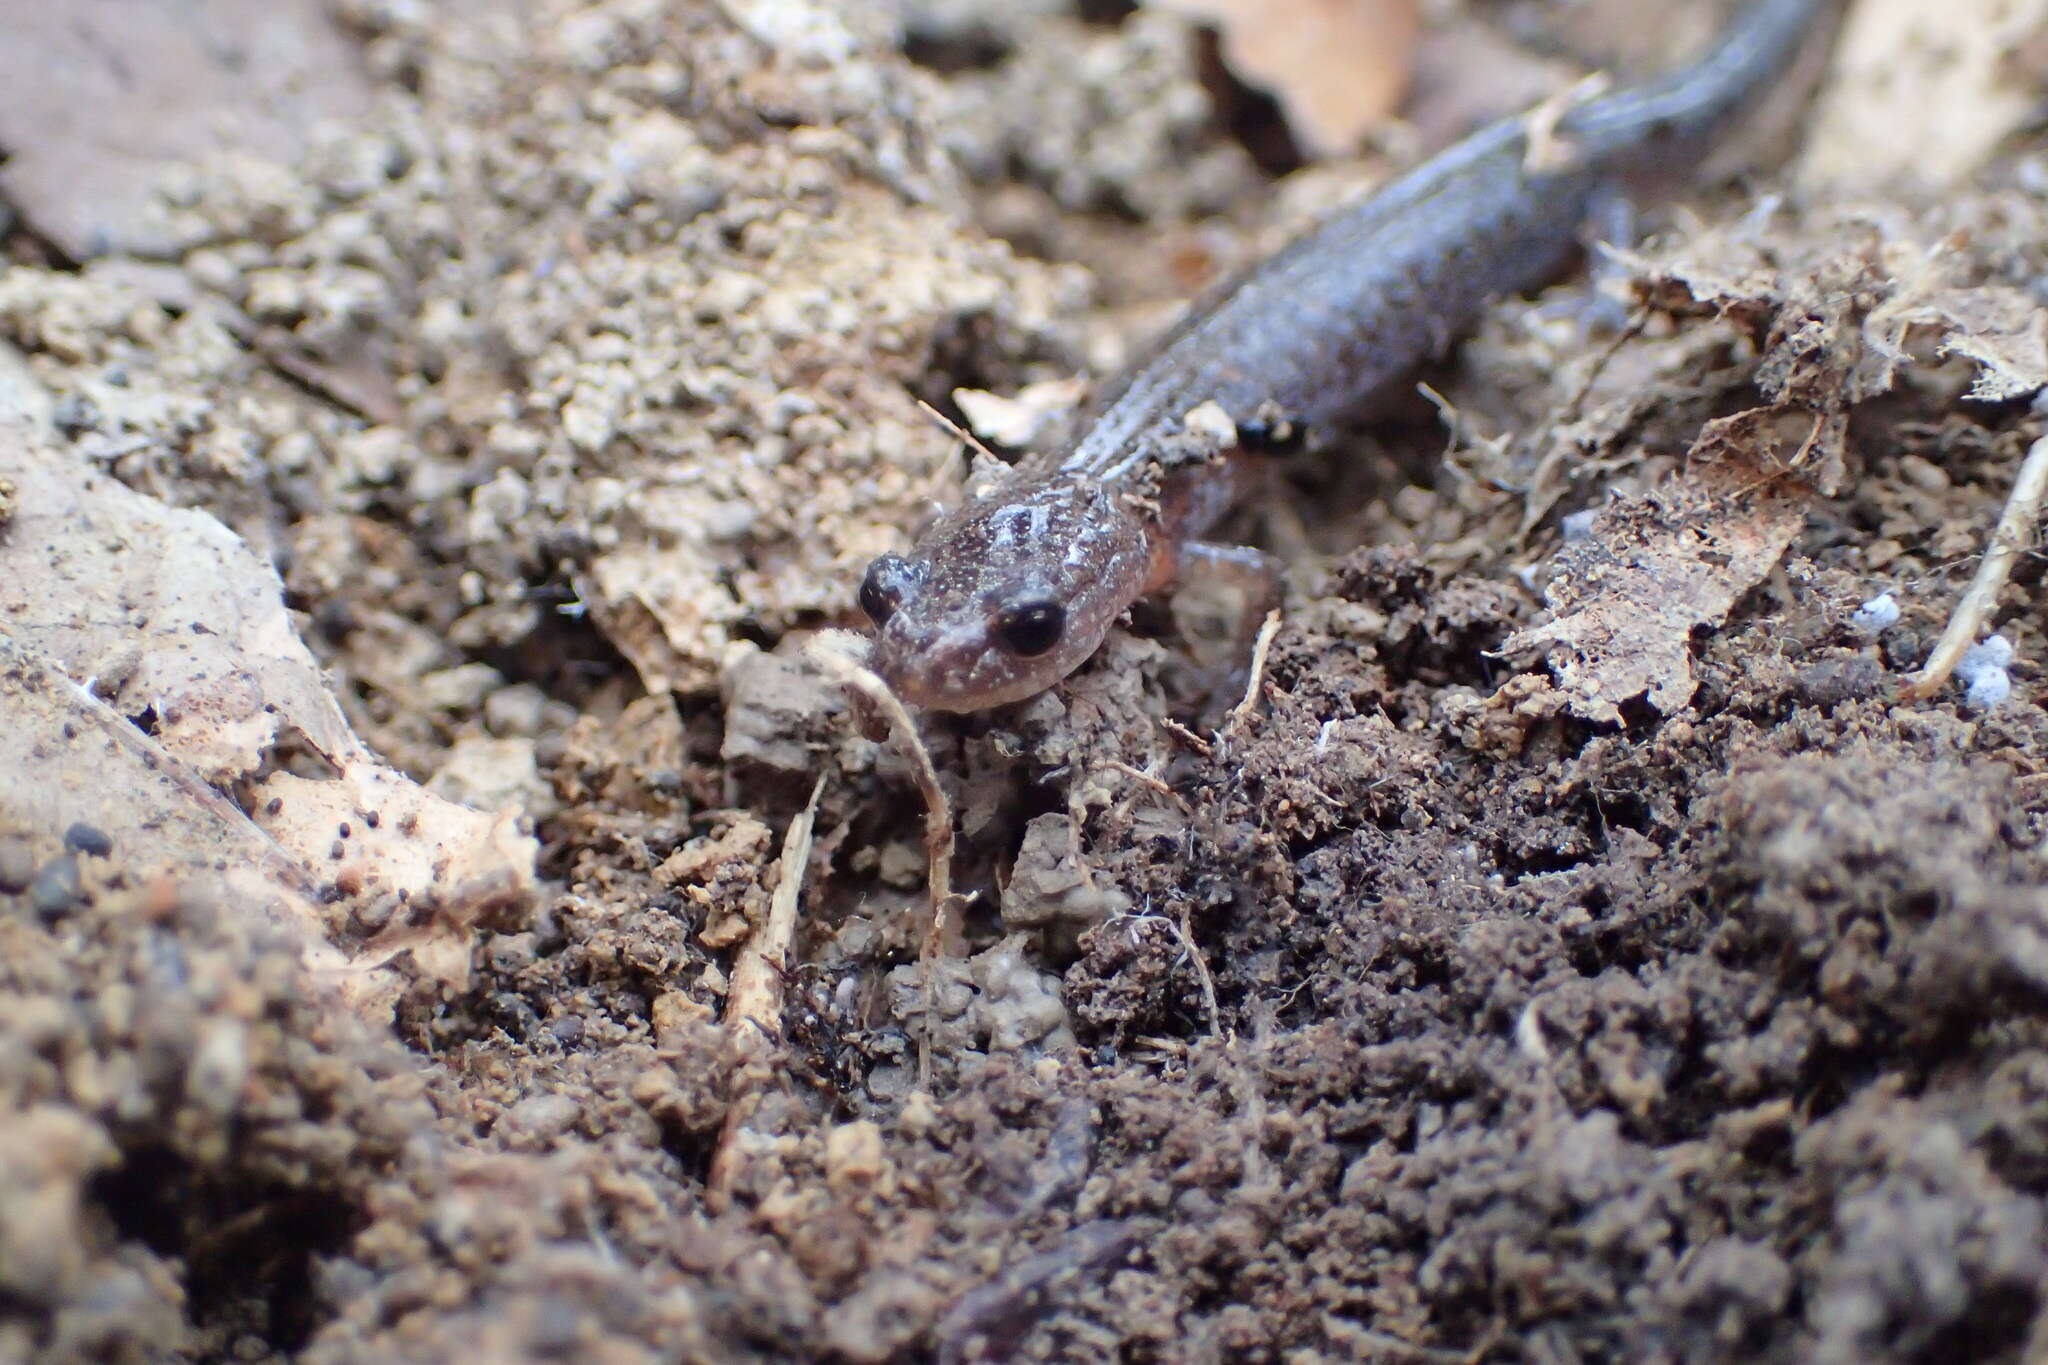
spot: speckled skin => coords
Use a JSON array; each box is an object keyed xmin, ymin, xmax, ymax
[{"xmin": 864, "ymin": 0, "xmax": 1831, "ymax": 711}]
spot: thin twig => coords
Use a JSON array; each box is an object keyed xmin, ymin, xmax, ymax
[
  {"xmin": 1902, "ymin": 434, "xmax": 2048, "ymax": 701},
  {"xmin": 809, "ymin": 636, "xmax": 963, "ymax": 1087},
  {"xmin": 1171, "ymin": 903, "xmax": 1221, "ymax": 1039},
  {"xmin": 723, "ymin": 771, "xmax": 827, "ymax": 1036},
  {"xmin": 709, "ymin": 770, "xmax": 826, "ymax": 1200},
  {"xmin": 1104, "ymin": 759, "xmax": 1186, "ymax": 805},
  {"xmin": 1161, "ymin": 716, "xmax": 1213, "ymax": 756},
  {"xmin": 1221, "ymin": 609, "xmax": 1283, "ymax": 738},
  {"xmin": 916, "ymin": 398, "xmax": 1000, "ymax": 465}
]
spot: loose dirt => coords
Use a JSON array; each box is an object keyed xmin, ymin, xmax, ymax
[{"xmin": 5, "ymin": 1, "xmax": 2048, "ymax": 1362}]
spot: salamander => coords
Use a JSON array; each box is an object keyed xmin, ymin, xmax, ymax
[{"xmin": 860, "ymin": 0, "xmax": 1834, "ymax": 711}]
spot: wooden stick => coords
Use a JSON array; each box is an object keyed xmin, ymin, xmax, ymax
[
  {"xmin": 809, "ymin": 637, "xmax": 963, "ymax": 1086},
  {"xmin": 723, "ymin": 772, "xmax": 826, "ymax": 1036},
  {"xmin": 709, "ymin": 771, "xmax": 827, "ymax": 1201},
  {"xmin": 1902, "ymin": 434, "xmax": 2048, "ymax": 701},
  {"xmin": 1222, "ymin": 609, "xmax": 1283, "ymax": 737}
]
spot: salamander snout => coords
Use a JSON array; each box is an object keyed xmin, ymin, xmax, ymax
[
  {"xmin": 860, "ymin": 557, "xmax": 1087, "ymax": 712},
  {"xmin": 857, "ymin": 473, "xmax": 1152, "ymax": 710}
]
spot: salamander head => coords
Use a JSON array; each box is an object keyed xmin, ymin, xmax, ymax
[{"xmin": 860, "ymin": 475, "xmax": 1153, "ymax": 711}]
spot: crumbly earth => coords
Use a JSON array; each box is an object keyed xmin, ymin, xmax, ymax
[{"xmin": 5, "ymin": 1, "xmax": 2048, "ymax": 1362}]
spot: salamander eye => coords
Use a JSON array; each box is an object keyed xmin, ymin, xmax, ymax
[
  {"xmin": 991, "ymin": 598, "xmax": 1065, "ymax": 657},
  {"xmin": 859, "ymin": 554, "xmax": 920, "ymax": 626}
]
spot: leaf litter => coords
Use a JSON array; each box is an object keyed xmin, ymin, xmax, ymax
[{"xmin": 6, "ymin": 1, "xmax": 2048, "ymax": 1362}]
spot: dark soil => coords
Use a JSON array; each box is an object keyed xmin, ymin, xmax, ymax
[{"xmin": 5, "ymin": 1, "xmax": 2048, "ymax": 1362}]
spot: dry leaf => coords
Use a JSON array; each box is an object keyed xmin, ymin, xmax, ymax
[
  {"xmin": 1151, "ymin": 0, "xmax": 1420, "ymax": 157},
  {"xmin": 0, "ymin": 405, "xmax": 536, "ymax": 1006},
  {"xmin": 0, "ymin": 635, "xmax": 335, "ymax": 950},
  {"xmin": 953, "ymin": 379, "xmax": 1089, "ymax": 449},
  {"xmin": 1798, "ymin": 0, "xmax": 2048, "ymax": 193},
  {"xmin": 1627, "ymin": 214, "xmax": 2048, "ymax": 413},
  {"xmin": 1504, "ymin": 413, "xmax": 1814, "ymax": 724},
  {"xmin": 0, "ymin": 0, "xmax": 374, "ymax": 257},
  {"xmin": 0, "ymin": 436, "xmax": 362, "ymax": 783}
]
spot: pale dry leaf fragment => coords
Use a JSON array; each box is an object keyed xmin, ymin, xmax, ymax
[
  {"xmin": 1863, "ymin": 244, "xmax": 2048, "ymax": 404},
  {"xmin": 0, "ymin": 419, "xmax": 536, "ymax": 1003},
  {"xmin": 1503, "ymin": 412, "xmax": 1814, "ymax": 724},
  {"xmin": 0, "ymin": 429, "xmax": 364, "ymax": 782},
  {"xmin": 1628, "ymin": 214, "xmax": 2048, "ymax": 412},
  {"xmin": 953, "ymin": 378, "xmax": 1089, "ymax": 449},
  {"xmin": 1797, "ymin": 0, "xmax": 2048, "ymax": 194},
  {"xmin": 1150, "ymin": 0, "xmax": 1421, "ymax": 157},
  {"xmin": 1922, "ymin": 292, "xmax": 2048, "ymax": 405},
  {"xmin": 265, "ymin": 764, "xmax": 537, "ymax": 992},
  {"xmin": 0, "ymin": 633, "xmax": 396, "ymax": 1016},
  {"xmin": 0, "ymin": 0, "xmax": 373, "ymax": 258}
]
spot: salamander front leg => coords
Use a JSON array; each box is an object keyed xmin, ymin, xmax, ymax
[
  {"xmin": 1179, "ymin": 540, "xmax": 1282, "ymax": 622},
  {"xmin": 1167, "ymin": 540, "xmax": 1283, "ymax": 712}
]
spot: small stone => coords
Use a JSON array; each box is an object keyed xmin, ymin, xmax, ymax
[
  {"xmin": 187, "ymin": 1021, "xmax": 251, "ymax": 1117},
  {"xmin": 28, "ymin": 855, "xmax": 82, "ymax": 921},
  {"xmin": 62, "ymin": 822, "xmax": 113, "ymax": 858},
  {"xmin": 824, "ymin": 1120, "xmax": 886, "ymax": 1193},
  {"xmin": 0, "ymin": 834, "xmax": 38, "ymax": 893},
  {"xmin": 496, "ymin": 1092, "xmax": 582, "ymax": 1148}
]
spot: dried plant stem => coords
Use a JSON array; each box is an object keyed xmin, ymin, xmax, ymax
[
  {"xmin": 810, "ymin": 639, "xmax": 963, "ymax": 1087},
  {"xmin": 1172, "ymin": 903, "xmax": 1221, "ymax": 1039},
  {"xmin": 709, "ymin": 771, "xmax": 826, "ymax": 1201},
  {"xmin": 1223, "ymin": 609, "xmax": 1284, "ymax": 737},
  {"xmin": 723, "ymin": 771, "xmax": 826, "ymax": 1037},
  {"xmin": 1902, "ymin": 434, "xmax": 2048, "ymax": 701}
]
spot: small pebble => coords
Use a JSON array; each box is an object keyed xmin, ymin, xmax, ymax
[
  {"xmin": 63, "ymin": 822, "xmax": 113, "ymax": 857},
  {"xmin": 29, "ymin": 854, "xmax": 83, "ymax": 921},
  {"xmin": 496, "ymin": 1091, "xmax": 582, "ymax": 1147},
  {"xmin": 1850, "ymin": 593, "xmax": 1899, "ymax": 633},
  {"xmin": 0, "ymin": 834, "xmax": 38, "ymax": 893}
]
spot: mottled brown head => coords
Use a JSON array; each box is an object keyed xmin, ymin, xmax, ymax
[{"xmin": 860, "ymin": 473, "xmax": 1154, "ymax": 711}]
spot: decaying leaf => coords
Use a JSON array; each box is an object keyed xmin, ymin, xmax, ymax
[
  {"xmin": 1149, "ymin": 0, "xmax": 1420, "ymax": 157},
  {"xmin": 1504, "ymin": 411, "xmax": 1816, "ymax": 724},
  {"xmin": 0, "ymin": 634, "xmax": 345, "ymax": 970},
  {"xmin": 2, "ymin": 434, "xmax": 363, "ymax": 782},
  {"xmin": 1798, "ymin": 0, "xmax": 2048, "ymax": 193},
  {"xmin": 1878, "ymin": 271, "xmax": 2048, "ymax": 405},
  {"xmin": 0, "ymin": 406, "xmax": 536, "ymax": 1005},
  {"xmin": 953, "ymin": 379, "xmax": 1089, "ymax": 450},
  {"xmin": 1625, "ymin": 209, "xmax": 2048, "ymax": 416},
  {"xmin": 0, "ymin": 0, "xmax": 374, "ymax": 258}
]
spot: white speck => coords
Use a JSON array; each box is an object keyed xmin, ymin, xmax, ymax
[
  {"xmin": 1958, "ymin": 634, "xmax": 2015, "ymax": 711},
  {"xmin": 1850, "ymin": 593, "xmax": 1900, "ymax": 632},
  {"xmin": 1315, "ymin": 718, "xmax": 1339, "ymax": 753},
  {"xmin": 1181, "ymin": 400, "xmax": 1237, "ymax": 448},
  {"xmin": 1561, "ymin": 509, "xmax": 1599, "ymax": 542},
  {"xmin": 1515, "ymin": 1000, "xmax": 1551, "ymax": 1063}
]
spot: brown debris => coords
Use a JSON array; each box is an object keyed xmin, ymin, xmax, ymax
[
  {"xmin": 1503, "ymin": 411, "xmax": 1816, "ymax": 724},
  {"xmin": 1149, "ymin": 0, "xmax": 1420, "ymax": 157},
  {"xmin": 7, "ymin": 2, "xmax": 2048, "ymax": 1362},
  {"xmin": 0, "ymin": 0, "xmax": 374, "ymax": 258}
]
